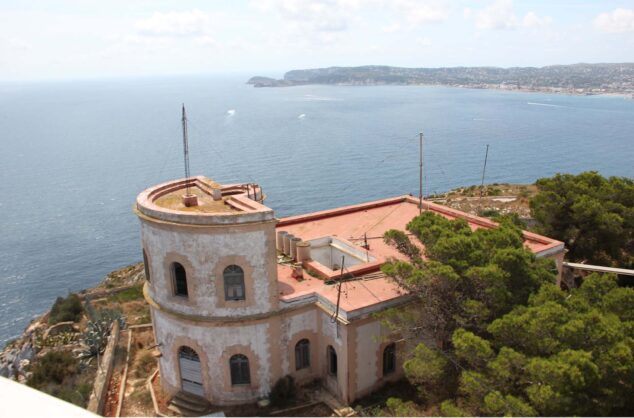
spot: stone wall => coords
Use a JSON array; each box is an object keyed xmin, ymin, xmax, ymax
[{"xmin": 87, "ymin": 321, "xmax": 120, "ymax": 415}]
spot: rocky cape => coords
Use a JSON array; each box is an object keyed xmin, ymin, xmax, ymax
[
  {"xmin": 247, "ymin": 64, "xmax": 634, "ymax": 96},
  {"xmin": 0, "ymin": 263, "xmax": 145, "ymax": 383}
]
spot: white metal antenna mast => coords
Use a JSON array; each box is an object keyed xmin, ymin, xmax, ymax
[
  {"xmin": 419, "ymin": 132, "xmax": 424, "ymax": 214},
  {"xmin": 182, "ymin": 104, "xmax": 191, "ymax": 195}
]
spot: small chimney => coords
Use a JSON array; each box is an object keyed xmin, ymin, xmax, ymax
[
  {"xmin": 182, "ymin": 194, "xmax": 198, "ymax": 207},
  {"xmin": 291, "ymin": 264, "xmax": 304, "ymax": 280},
  {"xmin": 212, "ymin": 188, "xmax": 222, "ymax": 201}
]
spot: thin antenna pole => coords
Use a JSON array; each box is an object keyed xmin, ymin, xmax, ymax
[
  {"xmin": 182, "ymin": 104, "xmax": 191, "ymax": 195},
  {"xmin": 419, "ymin": 132, "xmax": 424, "ymax": 214},
  {"xmin": 478, "ymin": 144, "xmax": 490, "ymax": 208},
  {"xmin": 332, "ymin": 255, "xmax": 345, "ymax": 323}
]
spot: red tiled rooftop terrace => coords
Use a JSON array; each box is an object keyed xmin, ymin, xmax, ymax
[{"xmin": 275, "ymin": 195, "xmax": 564, "ymax": 318}]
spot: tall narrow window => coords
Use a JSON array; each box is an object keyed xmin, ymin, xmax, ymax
[
  {"xmin": 327, "ymin": 345, "xmax": 337, "ymax": 376},
  {"xmin": 172, "ymin": 262, "xmax": 188, "ymax": 297},
  {"xmin": 178, "ymin": 346, "xmax": 203, "ymax": 396},
  {"xmin": 224, "ymin": 265, "xmax": 245, "ymax": 301},
  {"xmin": 142, "ymin": 249, "xmax": 150, "ymax": 282},
  {"xmin": 383, "ymin": 343, "xmax": 396, "ymax": 376},
  {"xmin": 230, "ymin": 354, "xmax": 251, "ymax": 385},
  {"xmin": 295, "ymin": 339, "xmax": 310, "ymax": 370}
]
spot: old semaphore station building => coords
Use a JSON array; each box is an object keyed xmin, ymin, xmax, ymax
[{"xmin": 134, "ymin": 175, "xmax": 564, "ymax": 407}]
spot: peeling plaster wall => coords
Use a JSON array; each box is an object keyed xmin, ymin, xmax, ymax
[
  {"xmin": 319, "ymin": 310, "xmax": 349, "ymax": 401},
  {"xmin": 141, "ymin": 220, "xmax": 277, "ymax": 317},
  {"xmin": 280, "ymin": 309, "xmax": 318, "ymax": 375},
  {"xmin": 321, "ymin": 311, "xmax": 343, "ymax": 348},
  {"xmin": 355, "ymin": 321, "xmax": 382, "ymax": 394},
  {"xmin": 153, "ymin": 309, "xmax": 272, "ymax": 403}
]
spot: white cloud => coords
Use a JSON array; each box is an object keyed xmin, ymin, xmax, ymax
[
  {"xmin": 0, "ymin": 36, "xmax": 31, "ymax": 52},
  {"xmin": 193, "ymin": 36, "xmax": 218, "ymax": 47},
  {"xmin": 136, "ymin": 9, "xmax": 210, "ymax": 37},
  {"xmin": 100, "ymin": 34, "xmax": 172, "ymax": 59},
  {"xmin": 474, "ymin": 0, "xmax": 517, "ymax": 29},
  {"xmin": 522, "ymin": 11, "xmax": 552, "ymax": 28},
  {"xmin": 416, "ymin": 37, "xmax": 432, "ymax": 46},
  {"xmin": 393, "ymin": 0, "xmax": 449, "ymax": 25},
  {"xmin": 472, "ymin": 0, "xmax": 551, "ymax": 30},
  {"xmin": 594, "ymin": 8, "xmax": 634, "ymax": 33},
  {"xmin": 381, "ymin": 22, "xmax": 401, "ymax": 33},
  {"xmin": 254, "ymin": 0, "xmax": 363, "ymax": 33}
]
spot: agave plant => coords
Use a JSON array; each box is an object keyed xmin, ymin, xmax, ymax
[{"xmin": 74, "ymin": 303, "xmax": 126, "ymax": 363}]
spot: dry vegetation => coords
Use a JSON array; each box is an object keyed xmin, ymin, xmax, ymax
[
  {"xmin": 428, "ymin": 183, "xmax": 538, "ymax": 219},
  {"xmin": 117, "ymin": 328, "xmax": 157, "ymax": 417}
]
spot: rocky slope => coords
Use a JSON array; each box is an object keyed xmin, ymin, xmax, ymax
[{"xmin": 0, "ymin": 263, "xmax": 145, "ymax": 384}]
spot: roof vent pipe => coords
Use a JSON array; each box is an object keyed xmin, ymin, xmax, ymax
[
  {"xmin": 296, "ymin": 241, "xmax": 312, "ymax": 262},
  {"xmin": 290, "ymin": 237, "xmax": 302, "ymax": 260},
  {"xmin": 277, "ymin": 231, "xmax": 288, "ymax": 252},
  {"xmin": 283, "ymin": 234, "xmax": 294, "ymax": 256}
]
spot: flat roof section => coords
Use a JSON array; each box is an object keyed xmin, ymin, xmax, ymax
[
  {"xmin": 277, "ymin": 195, "xmax": 563, "ymax": 261},
  {"xmin": 277, "ymin": 264, "xmax": 405, "ymax": 320},
  {"xmin": 275, "ymin": 195, "xmax": 565, "ymax": 316}
]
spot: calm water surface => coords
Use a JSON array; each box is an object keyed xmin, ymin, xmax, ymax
[{"xmin": 1, "ymin": 75, "xmax": 633, "ymax": 344}]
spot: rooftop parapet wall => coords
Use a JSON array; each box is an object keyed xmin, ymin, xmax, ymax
[
  {"xmin": 136, "ymin": 176, "xmax": 274, "ymax": 225},
  {"xmin": 277, "ymin": 195, "xmax": 564, "ymax": 257},
  {"xmin": 275, "ymin": 195, "xmax": 566, "ymax": 320}
]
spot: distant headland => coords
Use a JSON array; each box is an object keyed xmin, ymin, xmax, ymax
[{"xmin": 248, "ymin": 63, "xmax": 634, "ymax": 96}]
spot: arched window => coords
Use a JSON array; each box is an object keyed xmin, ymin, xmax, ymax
[
  {"xmin": 230, "ymin": 354, "xmax": 250, "ymax": 385},
  {"xmin": 172, "ymin": 262, "xmax": 188, "ymax": 297},
  {"xmin": 383, "ymin": 343, "xmax": 396, "ymax": 376},
  {"xmin": 327, "ymin": 345, "xmax": 337, "ymax": 376},
  {"xmin": 224, "ymin": 265, "xmax": 245, "ymax": 301},
  {"xmin": 295, "ymin": 339, "xmax": 310, "ymax": 370},
  {"xmin": 142, "ymin": 249, "xmax": 150, "ymax": 282}
]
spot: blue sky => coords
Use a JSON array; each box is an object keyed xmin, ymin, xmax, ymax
[{"xmin": 1, "ymin": 0, "xmax": 633, "ymax": 81}]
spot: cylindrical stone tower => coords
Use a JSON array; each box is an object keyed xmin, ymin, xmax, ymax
[{"xmin": 135, "ymin": 176, "xmax": 281, "ymax": 405}]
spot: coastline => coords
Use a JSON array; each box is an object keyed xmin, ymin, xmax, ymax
[
  {"xmin": 250, "ymin": 80, "xmax": 634, "ymax": 99},
  {"xmin": 0, "ymin": 263, "xmax": 145, "ymax": 383}
]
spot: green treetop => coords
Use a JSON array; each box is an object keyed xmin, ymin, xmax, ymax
[{"xmin": 530, "ymin": 171, "xmax": 634, "ymax": 267}]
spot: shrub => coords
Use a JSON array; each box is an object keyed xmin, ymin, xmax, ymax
[
  {"xmin": 53, "ymin": 384, "xmax": 92, "ymax": 406},
  {"xmin": 477, "ymin": 209, "xmax": 500, "ymax": 218},
  {"xmin": 134, "ymin": 351, "xmax": 156, "ymax": 379},
  {"xmin": 109, "ymin": 286, "xmax": 144, "ymax": 303},
  {"xmin": 130, "ymin": 388, "xmax": 152, "ymax": 404},
  {"xmin": 269, "ymin": 375, "xmax": 296, "ymax": 407},
  {"xmin": 27, "ymin": 351, "xmax": 78, "ymax": 388},
  {"xmin": 49, "ymin": 293, "xmax": 83, "ymax": 325},
  {"xmin": 385, "ymin": 397, "xmax": 421, "ymax": 416}
]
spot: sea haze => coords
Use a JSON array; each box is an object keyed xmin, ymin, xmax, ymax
[{"xmin": 1, "ymin": 75, "xmax": 633, "ymax": 344}]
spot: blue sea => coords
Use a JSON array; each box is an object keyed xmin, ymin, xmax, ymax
[{"xmin": 1, "ymin": 75, "xmax": 633, "ymax": 345}]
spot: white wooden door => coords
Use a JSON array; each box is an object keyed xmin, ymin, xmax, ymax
[{"xmin": 179, "ymin": 347, "xmax": 204, "ymax": 396}]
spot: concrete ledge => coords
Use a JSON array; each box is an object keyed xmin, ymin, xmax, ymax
[
  {"xmin": 148, "ymin": 369, "xmax": 167, "ymax": 417},
  {"xmin": 87, "ymin": 321, "xmax": 120, "ymax": 415}
]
